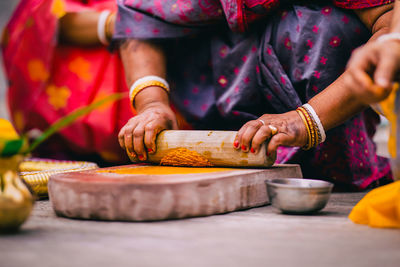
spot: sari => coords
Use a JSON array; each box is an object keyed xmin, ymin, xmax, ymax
[
  {"xmin": 115, "ymin": 0, "xmax": 394, "ymax": 190},
  {"xmin": 2, "ymin": 0, "xmax": 132, "ymax": 164}
]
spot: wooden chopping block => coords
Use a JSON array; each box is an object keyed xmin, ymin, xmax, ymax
[
  {"xmin": 48, "ymin": 164, "xmax": 302, "ymax": 221},
  {"xmin": 145, "ymin": 130, "xmax": 275, "ymax": 167}
]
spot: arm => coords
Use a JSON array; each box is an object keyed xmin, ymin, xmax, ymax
[
  {"xmin": 118, "ymin": 40, "xmax": 178, "ymax": 161},
  {"xmin": 235, "ymin": 6, "xmax": 397, "ymax": 156},
  {"xmin": 59, "ymin": 11, "xmax": 115, "ymax": 46},
  {"xmin": 345, "ymin": 2, "xmax": 400, "ymax": 104}
]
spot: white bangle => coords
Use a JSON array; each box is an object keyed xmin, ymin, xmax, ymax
[
  {"xmin": 129, "ymin": 76, "xmax": 170, "ymax": 99},
  {"xmin": 303, "ymin": 104, "xmax": 326, "ymax": 143},
  {"xmin": 377, "ymin": 33, "xmax": 400, "ymax": 44},
  {"xmin": 97, "ymin": 10, "xmax": 111, "ymax": 46}
]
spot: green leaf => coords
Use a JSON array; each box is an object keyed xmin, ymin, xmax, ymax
[{"xmin": 25, "ymin": 92, "xmax": 127, "ymax": 154}]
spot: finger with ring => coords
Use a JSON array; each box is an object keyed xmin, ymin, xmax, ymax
[{"xmin": 268, "ymin": 125, "xmax": 278, "ymax": 135}]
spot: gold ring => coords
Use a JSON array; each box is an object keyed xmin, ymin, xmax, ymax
[
  {"xmin": 268, "ymin": 125, "xmax": 278, "ymax": 135},
  {"xmin": 258, "ymin": 119, "xmax": 265, "ymax": 126}
]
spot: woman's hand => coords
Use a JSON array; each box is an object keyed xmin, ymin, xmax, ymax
[
  {"xmin": 345, "ymin": 40, "xmax": 400, "ymax": 105},
  {"xmin": 118, "ymin": 102, "xmax": 178, "ymax": 161},
  {"xmin": 233, "ymin": 111, "xmax": 308, "ymax": 157}
]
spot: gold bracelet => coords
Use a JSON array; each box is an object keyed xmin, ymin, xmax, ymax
[
  {"xmin": 129, "ymin": 80, "xmax": 170, "ymax": 108},
  {"xmin": 296, "ymin": 108, "xmax": 312, "ymax": 150},
  {"xmin": 298, "ymin": 107, "xmax": 317, "ymax": 148},
  {"xmin": 105, "ymin": 12, "xmax": 115, "ymax": 43}
]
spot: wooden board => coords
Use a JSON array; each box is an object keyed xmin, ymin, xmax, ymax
[{"xmin": 48, "ymin": 164, "xmax": 302, "ymax": 221}]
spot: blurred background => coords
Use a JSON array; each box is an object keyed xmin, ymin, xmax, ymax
[{"xmin": 0, "ymin": 0, "xmax": 18, "ymax": 119}]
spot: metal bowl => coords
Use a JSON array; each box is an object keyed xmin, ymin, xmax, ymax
[{"xmin": 265, "ymin": 178, "xmax": 333, "ymax": 214}]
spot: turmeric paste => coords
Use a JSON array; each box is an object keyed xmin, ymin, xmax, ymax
[
  {"xmin": 97, "ymin": 166, "xmax": 231, "ymax": 175},
  {"xmin": 160, "ymin": 148, "xmax": 213, "ymax": 167}
]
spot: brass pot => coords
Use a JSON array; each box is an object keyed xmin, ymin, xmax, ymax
[{"xmin": 0, "ymin": 155, "xmax": 34, "ymax": 233}]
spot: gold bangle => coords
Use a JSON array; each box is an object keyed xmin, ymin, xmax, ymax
[
  {"xmin": 301, "ymin": 106, "xmax": 321, "ymax": 147},
  {"xmin": 129, "ymin": 80, "xmax": 170, "ymax": 108},
  {"xmin": 298, "ymin": 107, "xmax": 317, "ymax": 148},
  {"xmin": 296, "ymin": 108, "xmax": 312, "ymax": 150},
  {"xmin": 105, "ymin": 12, "xmax": 115, "ymax": 43}
]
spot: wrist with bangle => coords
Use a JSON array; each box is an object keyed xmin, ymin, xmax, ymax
[
  {"xmin": 97, "ymin": 10, "xmax": 115, "ymax": 46},
  {"xmin": 129, "ymin": 76, "xmax": 170, "ymax": 111},
  {"xmin": 296, "ymin": 104, "xmax": 326, "ymax": 150}
]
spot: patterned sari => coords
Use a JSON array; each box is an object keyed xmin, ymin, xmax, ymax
[
  {"xmin": 115, "ymin": 0, "xmax": 394, "ymax": 190},
  {"xmin": 2, "ymin": 0, "xmax": 132, "ymax": 164}
]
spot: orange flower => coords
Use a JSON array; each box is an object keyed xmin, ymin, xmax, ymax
[
  {"xmin": 28, "ymin": 59, "xmax": 49, "ymax": 82},
  {"xmin": 68, "ymin": 57, "xmax": 93, "ymax": 81},
  {"xmin": 46, "ymin": 84, "xmax": 71, "ymax": 110}
]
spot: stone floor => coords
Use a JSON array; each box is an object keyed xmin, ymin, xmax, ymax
[{"xmin": 1, "ymin": 193, "xmax": 399, "ymax": 267}]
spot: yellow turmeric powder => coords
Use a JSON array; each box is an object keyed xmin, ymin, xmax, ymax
[
  {"xmin": 97, "ymin": 166, "xmax": 231, "ymax": 175},
  {"xmin": 160, "ymin": 148, "xmax": 213, "ymax": 167}
]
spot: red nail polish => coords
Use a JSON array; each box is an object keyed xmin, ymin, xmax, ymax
[
  {"xmin": 241, "ymin": 145, "xmax": 247, "ymax": 151},
  {"xmin": 147, "ymin": 148, "xmax": 153, "ymax": 153},
  {"xmin": 250, "ymin": 148, "xmax": 255, "ymax": 153},
  {"xmin": 233, "ymin": 141, "xmax": 239, "ymax": 148},
  {"xmin": 138, "ymin": 155, "xmax": 144, "ymax": 160}
]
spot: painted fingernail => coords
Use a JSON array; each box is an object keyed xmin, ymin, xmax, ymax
[
  {"xmin": 266, "ymin": 151, "xmax": 270, "ymax": 157},
  {"xmin": 147, "ymin": 148, "xmax": 153, "ymax": 153},
  {"xmin": 138, "ymin": 155, "xmax": 144, "ymax": 160},
  {"xmin": 250, "ymin": 147, "xmax": 255, "ymax": 153},
  {"xmin": 233, "ymin": 141, "xmax": 239, "ymax": 148},
  {"xmin": 241, "ymin": 145, "xmax": 247, "ymax": 151}
]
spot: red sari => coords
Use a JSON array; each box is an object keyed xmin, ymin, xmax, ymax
[{"xmin": 2, "ymin": 0, "xmax": 132, "ymax": 163}]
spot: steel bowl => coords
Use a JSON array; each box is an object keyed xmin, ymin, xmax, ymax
[{"xmin": 265, "ymin": 178, "xmax": 333, "ymax": 214}]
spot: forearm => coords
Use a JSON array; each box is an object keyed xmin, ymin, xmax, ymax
[
  {"xmin": 308, "ymin": 75, "xmax": 366, "ymax": 130},
  {"xmin": 119, "ymin": 39, "xmax": 169, "ymax": 113},
  {"xmin": 59, "ymin": 11, "xmax": 115, "ymax": 45}
]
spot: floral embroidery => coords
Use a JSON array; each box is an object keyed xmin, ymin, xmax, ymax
[
  {"xmin": 303, "ymin": 55, "xmax": 310, "ymax": 64},
  {"xmin": 234, "ymin": 67, "xmax": 239, "ymax": 75},
  {"xmin": 218, "ymin": 75, "xmax": 228, "ymax": 87},
  {"xmin": 329, "ymin": 36, "xmax": 341, "ymax": 47},
  {"xmin": 242, "ymin": 55, "xmax": 248, "ymax": 62},
  {"xmin": 342, "ymin": 15, "xmax": 349, "ymax": 24},
  {"xmin": 312, "ymin": 25, "xmax": 319, "ymax": 34},
  {"xmin": 219, "ymin": 45, "xmax": 229, "ymax": 57},
  {"xmin": 314, "ymin": 71, "xmax": 321, "ymax": 79},
  {"xmin": 321, "ymin": 7, "xmax": 332, "ymax": 15},
  {"xmin": 320, "ymin": 56, "xmax": 328, "ymax": 65},
  {"xmin": 27, "ymin": 59, "xmax": 49, "ymax": 82},
  {"xmin": 183, "ymin": 99, "xmax": 190, "ymax": 106},
  {"xmin": 244, "ymin": 77, "xmax": 250, "ymax": 84},
  {"xmin": 192, "ymin": 87, "xmax": 199, "ymax": 94},
  {"xmin": 68, "ymin": 57, "xmax": 92, "ymax": 82},
  {"xmin": 284, "ymin": 37, "xmax": 292, "ymax": 50},
  {"xmin": 306, "ymin": 39, "xmax": 313, "ymax": 48},
  {"xmin": 46, "ymin": 85, "xmax": 71, "ymax": 110},
  {"xmin": 134, "ymin": 13, "xmax": 143, "ymax": 22}
]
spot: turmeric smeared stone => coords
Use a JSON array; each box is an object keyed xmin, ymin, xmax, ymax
[{"xmin": 160, "ymin": 148, "xmax": 213, "ymax": 167}]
